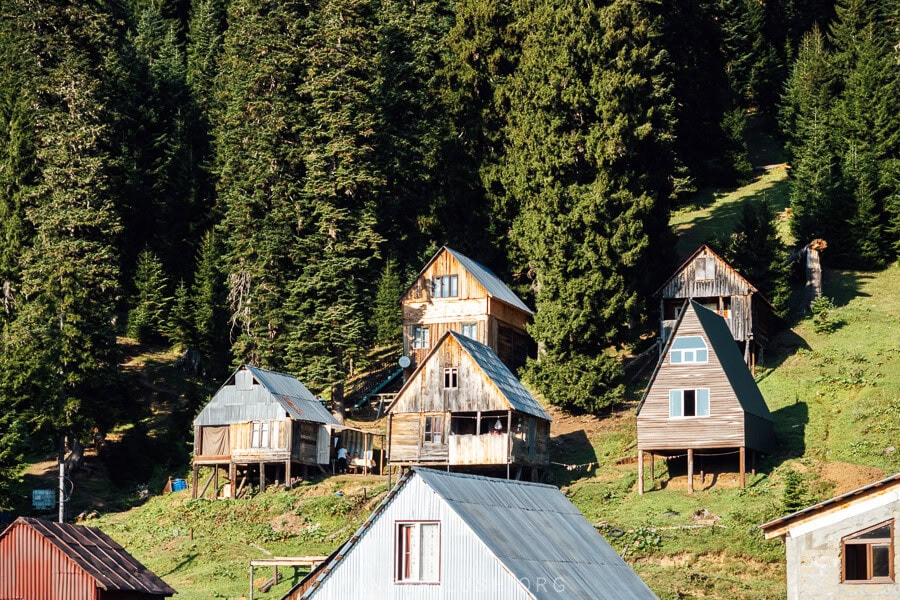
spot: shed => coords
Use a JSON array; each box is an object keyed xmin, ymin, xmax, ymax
[
  {"xmin": 656, "ymin": 244, "xmax": 776, "ymax": 368},
  {"xmin": 0, "ymin": 517, "xmax": 175, "ymax": 599},
  {"xmin": 192, "ymin": 365, "xmax": 341, "ymax": 498},
  {"xmin": 760, "ymin": 473, "xmax": 900, "ymax": 600},
  {"xmin": 636, "ymin": 300, "xmax": 774, "ymax": 494},
  {"xmin": 400, "ymin": 246, "xmax": 535, "ymax": 374},
  {"xmin": 282, "ymin": 468, "xmax": 658, "ymax": 599},
  {"xmin": 387, "ymin": 331, "xmax": 550, "ymax": 479}
]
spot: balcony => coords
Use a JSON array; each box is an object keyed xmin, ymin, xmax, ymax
[{"xmin": 448, "ymin": 433, "xmax": 509, "ymax": 465}]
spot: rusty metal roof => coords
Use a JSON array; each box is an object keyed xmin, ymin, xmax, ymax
[{"xmin": 2, "ymin": 517, "xmax": 176, "ymax": 596}]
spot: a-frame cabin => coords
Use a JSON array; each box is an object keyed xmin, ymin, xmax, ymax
[
  {"xmin": 656, "ymin": 244, "xmax": 776, "ymax": 368},
  {"xmin": 387, "ymin": 331, "xmax": 550, "ymax": 480},
  {"xmin": 192, "ymin": 365, "xmax": 341, "ymax": 498},
  {"xmin": 400, "ymin": 246, "xmax": 534, "ymax": 374},
  {"xmin": 636, "ymin": 300, "xmax": 774, "ymax": 494}
]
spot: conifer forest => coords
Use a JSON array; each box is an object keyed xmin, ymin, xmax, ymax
[{"xmin": 0, "ymin": 0, "xmax": 897, "ymax": 499}]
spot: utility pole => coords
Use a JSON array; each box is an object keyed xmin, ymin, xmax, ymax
[{"xmin": 58, "ymin": 435, "xmax": 65, "ymax": 523}]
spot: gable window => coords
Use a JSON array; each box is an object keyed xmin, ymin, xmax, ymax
[
  {"xmin": 669, "ymin": 389, "xmax": 710, "ymax": 418},
  {"xmin": 432, "ymin": 275, "xmax": 458, "ymax": 298},
  {"xmin": 670, "ymin": 336, "xmax": 708, "ymax": 364},
  {"xmin": 443, "ymin": 367, "xmax": 458, "ymax": 389},
  {"xmin": 461, "ymin": 322, "xmax": 477, "ymax": 339},
  {"xmin": 424, "ymin": 415, "xmax": 443, "ymax": 444},
  {"xmin": 413, "ymin": 326, "xmax": 430, "ymax": 350},
  {"xmin": 695, "ymin": 256, "xmax": 715, "ymax": 281},
  {"xmin": 843, "ymin": 520, "xmax": 894, "ymax": 583},
  {"xmin": 396, "ymin": 521, "xmax": 440, "ymax": 583},
  {"xmin": 251, "ymin": 421, "xmax": 271, "ymax": 448}
]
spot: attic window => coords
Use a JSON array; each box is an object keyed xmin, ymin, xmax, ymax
[
  {"xmin": 670, "ymin": 336, "xmax": 708, "ymax": 364},
  {"xmin": 413, "ymin": 326, "xmax": 430, "ymax": 350},
  {"xmin": 669, "ymin": 389, "xmax": 710, "ymax": 418},
  {"xmin": 695, "ymin": 256, "xmax": 715, "ymax": 281},
  {"xmin": 843, "ymin": 520, "xmax": 894, "ymax": 583},
  {"xmin": 443, "ymin": 368, "xmax": 458, "ymax": 389},
  {"xmin": 432, "ymin": 275, "xmax": 458, "ymax": 298},
  {"xmin": 396, "ymin": 521, "xmax": 440, "ymax": 583}
]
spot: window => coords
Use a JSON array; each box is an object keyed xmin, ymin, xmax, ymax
[
  {"xmin": 670, "ymin": 336, "xmax": 708, "ymax": 364},
  {"xmin": 413, "ymin": 326, "xmax": 430, "ymax": 350},
  {"xmin": 251, "ymin": 421, "xmax": 271, "ymax": 448},
  {"xmin": 424, "ymin": 415, "xmax": 443, "ymax": 444},
  {"xmin": 396, "ymin": 522, "xmax": 440, "ymax": 583},
  {"xmin": 461, "ymin": 322, "xmax": 477, "ymax": 339},
  {"xmin": 695, "ymin": 256, "xmax": 715, "ymax": 281},
  {"xmin": 843, "ymin": 520, "xmax": 894, "ymax": 583},
  {"xmin": 669, "ymin": 389, "xmax": 710, "ymax": 418},
  {"xmin": 432, "ymin": 275, "xmax": 458, "ymax": 298},
  {"xmin": 443, "ymin": 368, "xmax": 458, "ymax": 389}
]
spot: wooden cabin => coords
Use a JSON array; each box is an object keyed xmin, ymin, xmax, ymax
[
  {"xmin": 636, "ymin": 300, "xmax": 774, "ymax": 494},
  {"xmin": 761, "ymin": 473, "xmax": 900, "ymax": 600},
  {"xmin": 282, "ymin": 468, "xmax": 658, "ymax": 599},
  {"xmin": 192, "ymin": 365, "xmax": 341, "ymax": 498},
  {"xmin": 656, "ymin": 244, "xmax": 776, "ymax": 368},
  {"xmin": 387, "ymin": 331, "xmax": 550, "ymax": 479},
  {"xmin": 0, "ymin": 517, "xmax": 176, "ymax": 599},
  {"xmin": 400, "ymin": 246, "xmax": 534, "ymax": 374}
]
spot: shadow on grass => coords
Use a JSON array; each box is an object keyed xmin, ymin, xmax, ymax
[
  {"xmin": 758, "ymin": 327, "xmax": 811, "ymax": 373},
  {"xmin": 548, "ymin": 429, "xmax": 599, "ymax": 487},
  {"xmin": 771, "ymin": 400, "xmax": 809, "ymax": 461},
  {"xmin": 162, "ymin": 552, "xmax": 199, "ymax": 577},
  {"xmin": 824, "ymin": 269, "xmax": 871, "ymax": 308}
]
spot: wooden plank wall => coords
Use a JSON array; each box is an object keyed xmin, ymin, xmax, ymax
[{"xmin": 638, "ymin": 308, "xmax": 748, "ymax": 451}]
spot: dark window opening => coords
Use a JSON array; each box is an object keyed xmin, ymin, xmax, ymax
[
  {"xmin": 683, "ymin": 390, "xmax": 696, "ymax": 417},
  {"xmin": 843, "ymin": 521, "xmax": 894, "ymax": 582},
  {"xmin": 424, "ymin": 415, "xmax": 443, "ymax": 444},
  {"xmin": 450, "ymin": 413, "xmax": 477, "ymax": 435}
]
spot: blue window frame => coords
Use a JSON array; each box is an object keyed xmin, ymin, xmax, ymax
[
  {"xmin": 669, "ymin": 389, "xmax": 710, "ymax": 418},
  {"xmin": 670, "ymin": 336, "xmax": 708, "ymax": 364}
]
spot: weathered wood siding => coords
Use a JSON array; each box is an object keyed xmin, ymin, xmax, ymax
[
  {"xmin": 449, "ymin": 433, "xmax": 508, "ymax": 465},
  {"xmin": 401, "ymin": 249, "xmax": 531, "ymax": 370},
  {"xmin": 638, "ymin": 308, "xmax": 749, "ymax": 451},
  {"xmin": 229, "ymin": 420, "xmax": 291, "ymax": 462},
  {"xmin": 388, "ymin": 413, "xmax": 449, "ymax": 464},
  {"xmin": 510, "ymin": 419, "xmax": 550, "ymax": 466}
]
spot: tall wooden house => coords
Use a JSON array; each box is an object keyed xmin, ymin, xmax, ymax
[
  {"xmin": 761, "ymin": 473, "xmax": 899, "ymax": 600},
  {"xmin": 192, "ymin": 365, "xmax": 341, "ymax": 498},
  {"xmin": 387, "ymin": 331, "xmax": 550, "ymax": 479},
  {"xmin": 0, "ymin": 517, "xmax": 176, "ymax": 599},
  {"xmin": 636, "ymin": 300, "xmax": 774, "ymax": 494},
  {"xmin": 283, "ymin": 468, "xmax": 658, "ymax": 599},
  {"xmin": 400, "ymin": 246, "xmax": 534, "ymax": 374},
  {"xmin": 656, "ymin": 244, "xmax": 776, "ymax": 368}
]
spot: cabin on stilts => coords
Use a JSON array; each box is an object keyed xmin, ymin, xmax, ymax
[
  {"xmin": 387, "ymin": 331, "xmax": 550, "ymax": 480},
  {"xmin": 656, "ymin": 244, "xmax": 776, "ymax": 370},
  {"xmin": 636, "ymin": 300, "xmax": 774, "ymax": 495},
  {"xmin": 192, "ymin": 365, "xmax": 341, "ymax": 498},
  {"xmin": 400, "ymin": 246, "xmax": 535, "ymax": 375}
]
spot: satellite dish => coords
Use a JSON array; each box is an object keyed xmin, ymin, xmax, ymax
[{"xmin": 398, "ymin": 356, "xmax": 411, "ymax": 368}]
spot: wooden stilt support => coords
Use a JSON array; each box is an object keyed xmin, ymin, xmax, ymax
[
  {"xmin": 229, "ymin": 463, "xmax": 236, "ymax": 499},
  {"xmin": 285, "ymin": 460, "xmax": 291, "ymax": 490},
  {"xmin": 213, "ymin": 465, "xmax": 219, "ymax": 498},
  {"xmin": 751, "ymin": 449, "xmax": 757, "ymax": 477},
  {"xmin": 259, "ymin": 462, "xmax": 266, "ymax": 493},
  {"xmin": 638, "ymin": 449, "xmax": 644, "ymax": 495},
  {"xmin": 739, "ymin": 446, "xmax": 746, "ymax": 489},
  {"xmin": 192, "ymin": 463, "xmax": 199, "ymax": 499},
  {"xmin": 650, "ymin": 453, "xmax": 655, "ymax": 483},
  {"xmin": 687, "ymin": 449, "xmax": 694, "ymax": 494},
  {"xmin": 198, "ymin": 470, "xmax": 215, "ymax": 499}
]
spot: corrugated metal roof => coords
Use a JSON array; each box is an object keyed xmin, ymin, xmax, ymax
[
  {"xmin": 194, "ymin": 365, "xmax": 340, "ymax": 426},
  {"xmin": 415, "ymin": 469, "xmax": 657, "ymax": 599},
  {"xmin": 444, "ymin": 247, "xmax": 533, "ymax": 314},
  {"xmin": 4, "ymin": 517, "xmax": 175, "ymax": 596},
  {"xmin": 760, "ymin": 473, "xmax": 900, "ymax": 535},
  {"xmin": 451, "ymin": 332, "xmax": 551, "ymax": 421},
  {"xmin": 691, "ymin": 301, "xmax": 772, "ymax": 421}
]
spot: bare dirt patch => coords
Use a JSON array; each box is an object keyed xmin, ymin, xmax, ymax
[{"xmin": 820, "ymin": 461, "xmax": 887, "ymax": 496}]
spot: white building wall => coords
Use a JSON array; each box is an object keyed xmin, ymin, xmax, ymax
[
  {"xmin": 785, "ymin": 491, "xmax": 899, "ymax": 600},
  {"xmin": 305, "ymin": 476, "xmax": 531, "ymax": 600}
]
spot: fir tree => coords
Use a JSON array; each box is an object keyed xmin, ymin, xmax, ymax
[
  {"xmin": 168, "ymin": 279, "xmax": 195, "ymax": 348},
  {"xmin": 371, "ymin": 259, "xmax": 403, "ymax": 346},
  {"xmin": 192, "ymin": 229, "xmax": 229, "ymax": 375}
]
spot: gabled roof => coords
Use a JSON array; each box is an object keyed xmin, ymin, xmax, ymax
[
  {"xmin": 289, "ymin": 468, "xmax": 658, "ymax": 600},
  {"xmin": 388, "ymin": 331, "xmax": 550, "ymax": 421},
  {"xmin": 655, "ymin": 244, "xmax": 757, "ymax": 296},
  {"xmin": 194, "ymin": 365, "xmax": 340, "ymax": 427},
  {"xmin": 404, "ymin": 246, "xmax": 533, "ymax": 314},
  {"xmin": 1, "ymin": 517, "xmax": 176, "ymax": 596},
  {"xmin": 637, "ymin": 301, "xmax": 772, "ymax": 421},
  {"xmin": 760, "ymin": 473, "xmax": 900, "ymax": 539}
]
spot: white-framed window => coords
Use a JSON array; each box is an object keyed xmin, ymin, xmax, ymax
[
  {"xmin": 432, "ymin": 275, "xmax": 458, "ymax": 298},
  {"xmin": 670, "ymin": 336, "xmax": 708, "ymax": 364},
  {"xmin": 842, "ymin": 520, "xmax": 894, "ymax": 583},
  {"xmin": 396, "ymin": 521, "xmax": 440, "ymax": 583},
  {"xmin": 695, "ymin": 256, "xmax": 716, "ymax": 281},
  {"xmin": 251, "ymin": 421, "xmax": 271, "ymax": 448},
  {"xmin": 669, "ymin": 389, "xmax": 710, "ymax": 418},
  {"xmin": 461, "ymin": 322, "xmax": 477, "ymax": 339},
  {"xmin": 413, "ymin": 326, "xmax": 430, "ymax": 349},
  {"xmin": 424, "ymin": 415, "xmax": 443, "ymax": 444},
  {"xmin": 443, "ymin": 367, "xmax": 458, "ymax": 389}
]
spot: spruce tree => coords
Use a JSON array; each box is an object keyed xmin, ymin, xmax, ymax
[
  {"xmin": 371, "ymin": 259, "xmax": 403, "ymax": 346},
  {"xmin": 127, "ymin": 248, "xmax": 172, "ymax": 343},
  {"xmin": 192, "ymin": 229, "xmax": 229, "ymax": 375}
]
